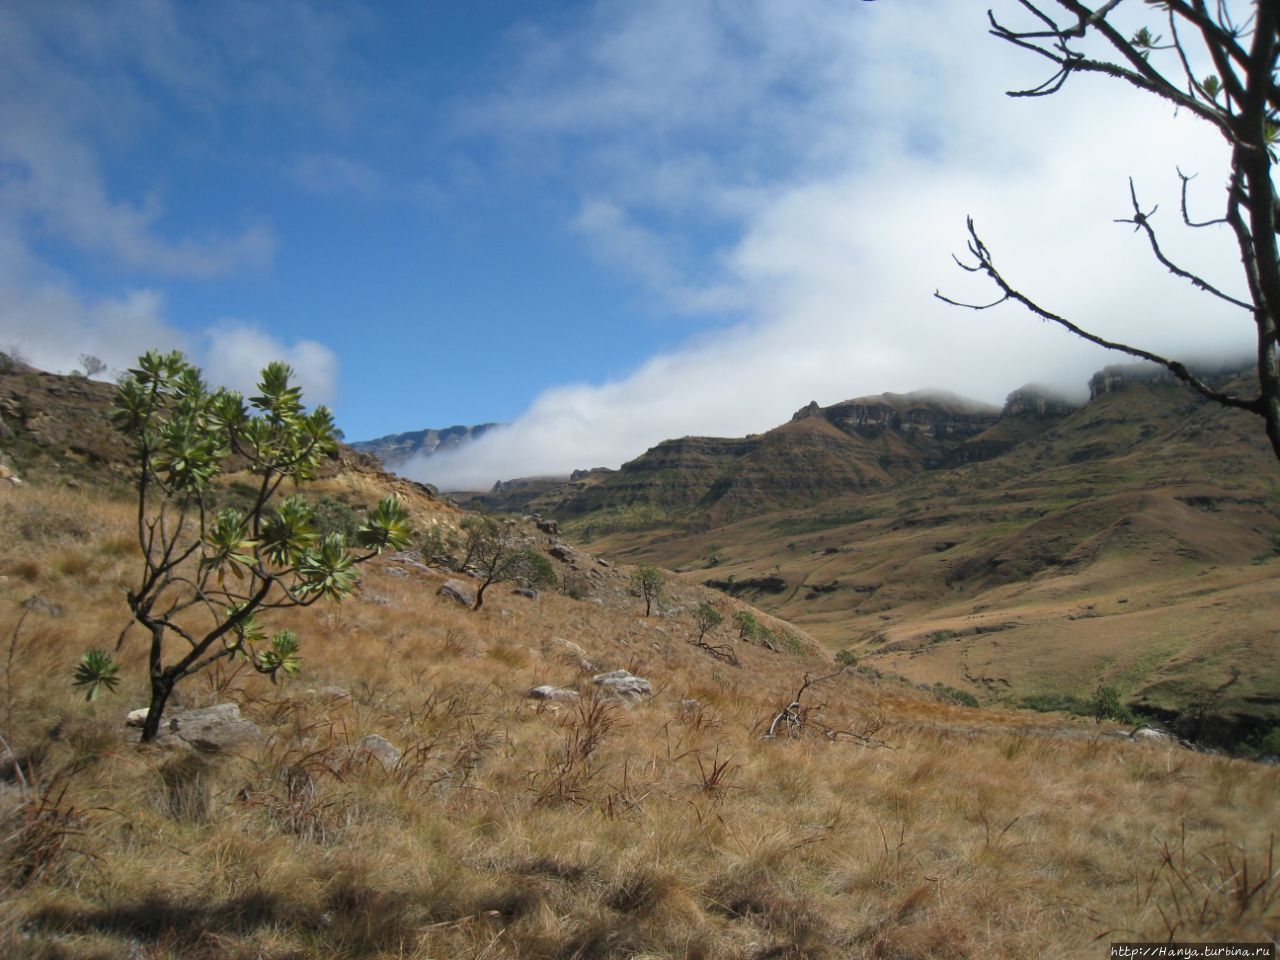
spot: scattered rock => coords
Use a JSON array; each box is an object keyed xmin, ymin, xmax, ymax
[
  {"xmin": 21, "ymin": 595, "xmax": 64, "ymax": 617},
  {"xmin": 315, "ymin": 686, "xmax": 351, "ymax": 701},
  {"xmin": 544, "ymin": 637, "xmax": 596, "ymax": 672},
  {"xmin": 549, "ymin": 543, "xmax": 576, "ymax": 564},
  {"xmin": 385, "ymin": 566, "xmax": 409, "ymax": 578},
  {"xmin": 528, "ymin": 684, "xmax": 580, "ymax": 702},
  {"xmin": 1129, "ymin": 726, "xmax": 1173, "ymax": 742},
  {"xmin": 536, "ymin": 519, "xmax": 559, "ymax": 536},
  {"xmin": 129, "ymin": 703, "xmax": 263, "ymax": 751},
  {"xmin": 352, "ymin": 734, "xmax": 401, "ymax": 768},
  {"xmin": 592, "ymin": 669, "xmax": 653, "ymax": 701},
  {"xmin": 675, "ymin": 698, "xmax": 703, "ymax": 719},
  {"xmin": 439, "ymin": 579, "xmax": 476, "ymax": 607},
  {"xmin": 512, "ymin": 587, "xmax": 539, "ymax": 600}
]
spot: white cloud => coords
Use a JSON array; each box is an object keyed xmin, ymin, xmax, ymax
[
  {"xmin": 203, "ymin": 323, "xmax": 339, "ymax": 406},
  {"xmin": 0, "ymin": 4, "xmax": 280, "ymax": 279},
  {"xmin": 417, "ymin": 0, "xmax": 1257, "ymax": 490},
  {"xmin": 0, "ymin": 225, "xmax": 339, "ymax": 400}
]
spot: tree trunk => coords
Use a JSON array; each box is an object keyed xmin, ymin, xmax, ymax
[
  {"xmin": 474, "ymin": 576, "xmax": 493, "ymax": 611},
  {"xmin": 140, "ymin": 674, "xmax": 176, "ymax": 743},
  {"xmin": 140, "ymin": 623, "xmax": 174, "ymax": 743}
]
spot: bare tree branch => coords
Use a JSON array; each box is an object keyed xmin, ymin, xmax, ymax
[
  {"xmin": 1113, "ymin": 178, "xmax": 1253, "ymax": 310},
  {"xmin": 944, "ymin": 2, "xmax": 1280, "ymax": 461},
  {"xmin": 936, "ymin": 218, "xmax": 1263, "ymax": 414}
]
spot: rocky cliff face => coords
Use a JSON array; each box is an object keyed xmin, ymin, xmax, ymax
[
  {"xmin": 1002, "ymin": 384, "xmax": 1082, "ymax": 420},
  {"xmin": 821, "ymin": 391, "xmax": 1000, "ymax": 442},
  {"xmin": 427, "ymin": 362, "xmax": 1265, "ymax": 527},
  {"xmin": 350, "ymin": 423, "xmax": 500, "ymax": 469},
  {"xmin": 0, "ymin": 367, "xmax": 127, "ymax": 482},
  {"xmin": 1088, "ymin": 360, "xmax": 1254, "ymax": 400},
  {"xmin": 543, "ymin": 391, "xmax": 1011, "ymax": 526},
  {"xmin": 558, "ymin": 435, "xmax": 761, "ymax": 516}
]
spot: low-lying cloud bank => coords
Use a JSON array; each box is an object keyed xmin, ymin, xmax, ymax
[{"xmin": 409, "ymin": 140, "xmax": 1250, "ymax": 491}]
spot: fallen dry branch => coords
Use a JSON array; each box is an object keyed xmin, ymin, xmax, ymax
[
  {"xmin": 762, "ymin": 669, "xmax": 892, "ymax": 748},
  {"xmin": 687, "ymin": 636, "xmax": 739, "ymax": 666}
]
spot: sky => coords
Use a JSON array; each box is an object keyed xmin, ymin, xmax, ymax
[{"xmin": 0, "ymin": 1, "xmax": 1257, "ymax": 490}]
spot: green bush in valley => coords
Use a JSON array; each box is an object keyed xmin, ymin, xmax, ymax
[{"xmin": 933, "ymin": 683, "xmax": 979, "ymax": 708}]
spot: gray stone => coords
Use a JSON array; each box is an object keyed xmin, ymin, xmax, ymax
[
  {"xmin": 439, "ymin": 579, "xmax": 476, "ymax": 607},
  {"xmin": 148, "ymin": 703, "xmax": 263, "ymax": 751},
  {"xmin": 528, "ymin": 684, "xmax": 581, "ymax": 702},
  {"xmin": 353, "ymin": 734, "xmax": 401, "ymax": 767},
  {"xmin": 513, "ymin": 586, "xmax": 539, "ymax": 600},
  {"xmin": 675, "ymin": 698, "xmax": 703, "ymax": 718},
  {"xmin": 1130, "ymin": 726, "xmax": 1173, "ymax": 742},
  {"xmin": 592, "ymin": 669, "xmax": 653, "ymax": 701},
  {"xmin": 21, "ymin": 595, "xmax": 64, "ymax": 617}
]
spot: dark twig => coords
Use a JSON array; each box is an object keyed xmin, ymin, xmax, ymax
[{"xmin": 936, "ymin": 217, "xmax": 1263, "ymax": 415}]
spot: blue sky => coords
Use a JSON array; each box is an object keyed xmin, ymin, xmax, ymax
[{"xmin": 0, "ymin": 1, "xmax": 1254, "ymax": 488}]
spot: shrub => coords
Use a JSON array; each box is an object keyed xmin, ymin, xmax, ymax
[
  {"xmin": 1093, "ymin": 685, "xmax": 1133, "ymax": 724},
  {"xmin": 933, "ymin": 683, "xmax": 979, "ymax": 708},
  {"xmin": 312, "ymin": 496, "xmax": 362, "ymax": 541},
  {"xmin": 82, "ymin": 351, "xmax": 412, "ymax": 742}
]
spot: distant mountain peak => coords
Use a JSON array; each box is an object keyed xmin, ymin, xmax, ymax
[{"xmin": 349, "ymin": 423, "xmax": 501, "ymax": 470}]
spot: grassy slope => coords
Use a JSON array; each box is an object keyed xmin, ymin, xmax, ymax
[
  {"xmin": 1, "ymin": 467, "xmax": 1278, "ymax": 958},
  {"xmin": 578, "ymin": 381, "xmax": 1280, "ymax": 731},
  {"xmin": 1, "ymin": 368, "xmax": 1278, "ymax": 957}
]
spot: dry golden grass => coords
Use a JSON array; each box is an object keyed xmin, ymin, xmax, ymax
[{"xmin": 1, "ymin": 479, "xmax": 1277, "ymax": 959}]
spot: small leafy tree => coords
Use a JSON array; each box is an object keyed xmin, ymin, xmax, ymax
[
  {"xmin": 733, "ymin": 609, "xmax": 759, "ymax": 642},
  {"xmin": 630, "ymin": 564, "xmax": 666, "ymax": 616},
  {"xmin": 459, "ymin": 514, "xmax": 552, "ymax": 610},
  {"xmin": 78, "ymin": 351, "xmax": 411, "ymax": 742},
  {"xmin": 78, "ymin": 354, "xmax": 107, "ymax": 379},
  {"xmin": 1092, "ymin": 684, "xmax": 1132, "ymax": 725},
  {"xmin": 693, "ymin": 602, "xmax": 724, "ymax": 644}
]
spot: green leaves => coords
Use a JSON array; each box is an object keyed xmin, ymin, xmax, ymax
[
  {"xmin": 260, "ymin": 495, "xmax": 318, "ymax": 567},
  {"xmin": 357, "ymin": 496, "xmax": 413, "ymax": 553},
  {"xmin": 297, "ymin": 533, "xmax": 359, "ymax": 601},
  {"xmin": 255, "ymin": 630, "xmax": 301, "ymax": 682},
  {"xmin": 72, "ymin": 650, "xmax": 120, "ymax": 701}
]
